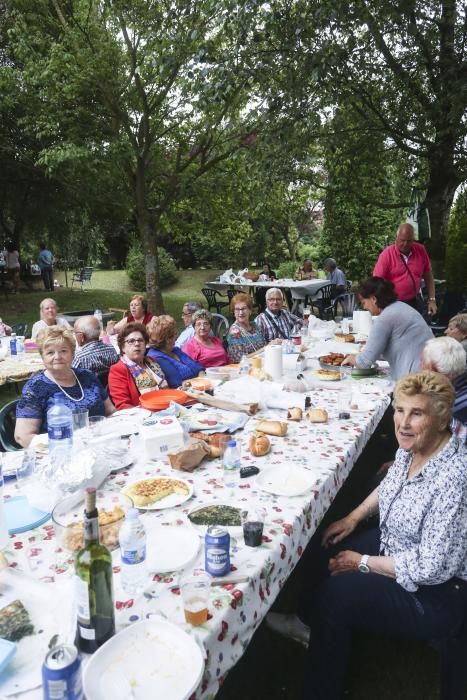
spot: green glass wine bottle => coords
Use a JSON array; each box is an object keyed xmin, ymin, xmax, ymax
[{"xmin": 74, "ymin": 487, "xmax": 115, "ymax": 653}]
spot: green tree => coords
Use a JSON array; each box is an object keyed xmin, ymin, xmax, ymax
[{"xmin": 445, "ymin": 188, "xmax": 467, "ymax": 293}]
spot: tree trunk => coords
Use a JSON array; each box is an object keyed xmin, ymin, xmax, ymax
[
  {"xmin": 424, "ymin": 153, "xmax": 460, "ymax": 276},
  {"xmin": 134, "ymin": 159, "xmax": 165, "ymax": 314}
]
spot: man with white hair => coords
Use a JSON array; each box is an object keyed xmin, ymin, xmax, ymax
[
  {"xmin": 255, "ymin": 288, "xmax": 303, "ymax": 343},
  {"xmin": 323, "ymin": 258, "xmax": 347, "ymax": 295},
  {"xmin": 72, "ymin": 315, "xmax": 118, "ymax": 378},
  {"xmin": 421, "ymin": 335, "xmax": 467, "ymax": 424}
]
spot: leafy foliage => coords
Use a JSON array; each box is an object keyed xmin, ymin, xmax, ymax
[
  {"xmin": 445, "ymin": 189, "xmax": 467, "ymax": 293},
  {"xmin": 126, "ymin": 243, "xmax": 177, "ymax": 290}
]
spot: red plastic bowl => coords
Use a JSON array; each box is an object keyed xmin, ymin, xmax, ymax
[{"xmin": 139, "ymin": 389, "xmax": 189, "ymax": 411}]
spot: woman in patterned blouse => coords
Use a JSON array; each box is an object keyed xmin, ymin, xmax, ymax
[
  {"xmin": 268, "ymin": 371, "xmax": 467, "ymax": 699},
  {"xmin": 226, "ymin": 293, "xmax": 266, "ymax": 363}
]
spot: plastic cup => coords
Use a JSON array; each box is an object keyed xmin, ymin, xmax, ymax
[
  {"xmin": 241, "ymin": 507, "xmax": 266, "ymax": 547},
  {"xmin": 16, "ymin": 448, "xmax": 36, "ymax": 495},
  {"xmin": 88, "ymin": 415, "xmax": 105, "ymax": 436},
  {"xmin": 181, "ymin": 572, "xmax": 210, "ymax": 625},
  {"xmin": 72, "ymin": 408, "xmax": 89, "ymax": 432}
]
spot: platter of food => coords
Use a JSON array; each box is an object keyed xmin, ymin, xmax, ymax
[
  {"xmin": 144, "ymin": 524, "xmax": 200, "ymax": 573},
  {"xmin": 313, "ymin": 368, "xmax": 342, "ymax": 381},
  {"xmin": 255, "ymin": 466, "xmax": 315, "ymax": 497},
  {"xmin": 83, "ymin": 617, "xmax": 205, "ymax": 700},
  {"xmin": 187, "ymin": 502, "xmax": 242, "ymax": 535},
  {"xmin": 123, "ymin": 476, "xmax": 193, "ymax": 510},
  {"xmin": 318, "ymin": 353, "xmax": 345, "ymax": 369}
]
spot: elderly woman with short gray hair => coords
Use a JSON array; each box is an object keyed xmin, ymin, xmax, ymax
[
  {"xmin": 422, "ymin": 335, "xmax": 467, "ymax": 426},
  {"xmin": 445, "ymin": 313, "xmax": 467, "ymax": 353},
  {"xmin": 183, "ymin": 310, "xmax": 229, "ymax": 368}
]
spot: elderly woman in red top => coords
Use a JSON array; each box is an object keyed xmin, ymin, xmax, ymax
[
  {"xmin": 107, "ymin": 295, "xmax": 154, "ymax": 336},
  {"xmin": 108, "ymin": 323, "xmax": 167, "ymax": 409}
]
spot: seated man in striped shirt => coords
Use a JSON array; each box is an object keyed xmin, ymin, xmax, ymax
[
  {"xmin": 255, "ymin": 288, "xmax": 303, "ymax": 343},
  {"xmin": 72, "ymin": 315, "xmax": 119, "ymax": 382}
]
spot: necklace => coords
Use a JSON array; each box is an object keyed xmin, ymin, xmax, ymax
[{"xmin": 46, "ymin": 370, "xmax": 85, "ymax": 402}]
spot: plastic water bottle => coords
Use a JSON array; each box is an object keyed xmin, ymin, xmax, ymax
[
  {"xmin": 239, "ymin": 355, "xmax": 250, "ymax": 376},
  {"xmin": 223, "ymin": 440, "xmax": 241, "ymax": 490},
  {"xmin": 94, "ymin": 307, "xmax": 103, "ymax": 331},
  {"xmin": 119, "ymin": 509, "xmax": 147, "ymax": 595},
  {"xmin": 47, "ymin": 396, "xmax": 73, "ymax": 459},
  {"xmin": 0, "ymin": 461, "xmax": 9, "ymax": 551},
  {"xmin": 9, "ymin": 333, "xmax": 17, "ymax": 360},
  {"xmin": 16, "ymin": 336, "xmax": 24, "ymax": 360}
]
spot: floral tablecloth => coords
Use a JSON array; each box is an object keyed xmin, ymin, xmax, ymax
[
  {"xmin": 0, "ymin": 353, "xmax": 43, "ymax": 385},
  {"xmin": 2, "ymin": 385, "xmax": 389, "ymax": 699}
]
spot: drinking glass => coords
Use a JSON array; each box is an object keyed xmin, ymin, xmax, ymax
[
  {"xmin": 16, "ymin": 448, "xmax": 36, "ymax": 495},
  {"xmin": 89, "ymin": 415, "xmax": 105, "ymax": 437},
  {"xmin": 181, "ymin": 571, "xmax": 210, "ymax": 625},
  {"xmin": 72, "ymin": 408, "xmax": 89, "ymax": 433},
  {"xmin": 241, "ymin": 507, "xmax": 266, "ymax": 547}
]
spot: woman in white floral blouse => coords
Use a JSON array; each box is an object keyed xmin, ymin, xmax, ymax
[{"xmin": 269, "ymin": 371, "xmax": 467, "ymax": 699}]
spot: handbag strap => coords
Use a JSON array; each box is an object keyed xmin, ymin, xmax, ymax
[
  {"xmin": 265, "ymin": 309, "xmax": 288, "ymax": 339},
  {"xmin": 399, "ymin": 253, "xmax": 418, "ymax": 295}
]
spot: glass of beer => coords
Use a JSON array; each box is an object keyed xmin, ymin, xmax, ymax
[{"xmin": 181, "ymin": 572, "xmax": 210, "ymax": 625}]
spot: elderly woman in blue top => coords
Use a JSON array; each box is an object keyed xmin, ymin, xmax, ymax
[
  {"xmin": 146, "ymin": 315, "xmax": 204, "ymax": 388},
  {"xmin": 15, "ymin": 326, "xmax": 115, "ymax": 447},
  {"xmin": 269, "ymin": 371, "xmax": 467, "ymax": 699},
  {"xmin": 226, "ymin": 293, "xmax": 266, "ymax": 362}
]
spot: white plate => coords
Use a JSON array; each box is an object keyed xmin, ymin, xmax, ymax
[
  {"xmin": 124, "ymin": 476, "xmax": 194, "ymax": 510},
  {"xmin": 187, "ymin": 501, "xmax": 243, "ymax": 536},
  {"xmin": 256, "ymin": 466, "xmax": 315, "ymax": 497},
  {"xmin": 83, "ymin": 617, "xmax": 204, "ymax": 700},
  {"xmin": 144, "ymin": 524, "xmax": 200, "ymax": 573}
]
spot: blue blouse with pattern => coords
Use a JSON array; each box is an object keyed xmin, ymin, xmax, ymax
[{"xmin": 16, "ymin": 369, "xmax": 108, "ymax": 432}]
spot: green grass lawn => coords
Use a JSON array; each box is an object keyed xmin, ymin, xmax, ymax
[{"xmin": 4, "ymin": 268, "xmax": 224, "ymax": 333}]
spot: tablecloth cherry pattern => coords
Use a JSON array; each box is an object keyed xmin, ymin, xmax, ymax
[{"xmin": 4, "ymin": 386, "xmax": 389, "ymax": 700}]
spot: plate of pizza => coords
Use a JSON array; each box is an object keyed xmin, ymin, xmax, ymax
[
  {"xmin": 313, "ymin": 368, "xmax": 342, "ymax": 381},
  {"xmin": 123, "ymin": 476, "xmax": 193, "ymax": 510}
]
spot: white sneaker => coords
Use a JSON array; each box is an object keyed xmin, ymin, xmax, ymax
[{"xmin": 265, "ymin": 612, "xmax": 310, "ymax": 647}]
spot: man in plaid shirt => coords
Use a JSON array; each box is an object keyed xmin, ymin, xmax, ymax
[
  {"xmin": 72, "ymin": 316, "xmax": 118, "ymax": 379},
  {"xmin": 255, "ymin": 288, "xmax": 303, "ymax": 343}
]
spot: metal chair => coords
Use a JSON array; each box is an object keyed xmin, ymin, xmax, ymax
[
  {"xmin": 11, "ymin": 322, "xmax": 28, "ymax": 337},
  {"xmin": 71, "ymin": 266, "xmax": 93, "ymax": 290},
  {"xmin": 0, "ymin": 399, "xmax": 21, "ymax": 451},
  {"xmin": 201, "ymin": 287, "xmax": 230, "ymax": 314},
  {"xmin": 305, "ymin": 284, "xmax": 337, "ymax": 320},
  {"xmin": 332, "ymin": 293, "xmax": 358, "ymax": 319},
  {"xmin": 210, "ymin": 313, "xmax": 229, "ymax": 339}
]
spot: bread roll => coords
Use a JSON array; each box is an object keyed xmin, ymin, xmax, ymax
[
  {"xmin": 335, "ymin": 333, "xmax": 354, "ymax": 343},
  {"xmin": 255, "ymin": 420, "xmax": 288, "ymax": 436},
  {"xmin": 287, "ymin": 407, "xmax": 303, "ymax": 421},
  {"xmin": 307, "ymin": 408, "xmax": 328, "ymax": 423},
  {"xmin": 248, "ymin": 432, "xmax": 271, "ymax": 456}
]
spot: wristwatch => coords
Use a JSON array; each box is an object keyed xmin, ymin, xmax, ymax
[
  {"xmin": 429, "ymin": 297, "xmax": 436, "ymax": 301},
  {"xmin": 358, "ymin": 554, "xmax": 370, "ymax": 574}
]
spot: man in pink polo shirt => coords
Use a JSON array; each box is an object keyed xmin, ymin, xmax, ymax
[{"xmin": 373, "ymin": 223, "xmax": 437, "ymax": 316}]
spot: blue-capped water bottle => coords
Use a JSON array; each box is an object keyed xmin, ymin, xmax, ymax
[
  {"xmin": 47, "ymin": 396, "xmax": 73, "ymax": 460},
  {"xmin": 9, "ymin": 333, "xmax": 17, "ymax": 361},
  {"xmin": 223, "ymin": 439, "xmax": 241, "ymax": 490},
  {"xmin": 119, "ymin": 509, "xmax": 147, "ymax": 595},
  {"xmin": 239, "ymin": 355, "xmax": 250, "ymax": 376}
]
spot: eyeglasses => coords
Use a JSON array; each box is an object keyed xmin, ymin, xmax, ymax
[
  {"xmin": 181, "ymin": 312, "xmax": 192, "ymax": 317},
  {"xmin": 125, "ymin": 338, "xmax": 145, "ymax": 345},
  {"xmin": 268, "ymin": 297, "xmax": 282, "ymax": 302},
  {"xmin": 235, "ymin": 307, "xmax": 249, "ymax": 313}
]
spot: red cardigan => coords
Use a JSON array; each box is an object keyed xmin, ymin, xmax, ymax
[{"xmin": 108, "ymin": 359, "xmax": 141, "ymax": 409}]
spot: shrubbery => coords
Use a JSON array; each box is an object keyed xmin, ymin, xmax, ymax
[{"xmin": 126, "ymin": 242, "xmax": 178, "ymax": 290}]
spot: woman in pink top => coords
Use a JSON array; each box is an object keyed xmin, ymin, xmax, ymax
[{"xmin": 183, "ymin": 310, "xmax": 229, "ymax": 368}]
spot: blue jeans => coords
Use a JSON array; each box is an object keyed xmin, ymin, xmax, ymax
[{"xmin": 302, "ymin": 527, "xmax": 467, "ymax": 700}]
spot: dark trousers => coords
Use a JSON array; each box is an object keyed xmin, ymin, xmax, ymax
[
  {"xmin": 41, "ymin": 266, "xmax": 54, "ymax": 291},
  {"xmin": 301, "ymin": 527, "xmax": 467, "ymax": 700}
]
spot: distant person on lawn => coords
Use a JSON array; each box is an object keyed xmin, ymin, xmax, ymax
[{"xmin": 37, "ymin": 242, "xmax": 55, "ymax": 292}]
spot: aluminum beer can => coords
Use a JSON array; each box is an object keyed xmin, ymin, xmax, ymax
[
  {"xmin": 205, "ymin": 526, "xmax": 230, "ymax": 577},
  {"xmin": 42, "ymin": 644, "xmax": 83, "ymax": 700}
]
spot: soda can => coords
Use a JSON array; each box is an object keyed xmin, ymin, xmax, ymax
[
  {"xmin": 42, "ymin": 644, "xmax": 83, "ymax": 700},
  {"xmin": 205, "ymin": 526, "xmax": 230, "ymax": 577}
]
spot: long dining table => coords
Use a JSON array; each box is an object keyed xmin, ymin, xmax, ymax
[
  {"xmin": 206, "ymin": 279, "xmax": 329, "ymax": 313},
  {"xmin": 0, "ymin": 358, "xmax": 391, "ymax": 698}
]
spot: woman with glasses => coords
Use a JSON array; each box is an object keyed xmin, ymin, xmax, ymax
[
  {"xmin": 146, "ymin": 315, "xmax": 204, "ymax": 388},
  {"xmin": 108, "ymin": 323, "xmax": 167, "ymax": 409},
  {"xmin": 183, "ymin": 310, "xmax": 229, "ymax": 368},
  {"xmin": 226, "ymin": 293, "xmax": 266, "ymax": 362},
  {"xmin": 15, "ymin": 326, "xmax": 115, "ymax": 447}
]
